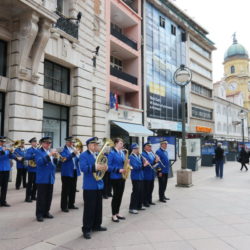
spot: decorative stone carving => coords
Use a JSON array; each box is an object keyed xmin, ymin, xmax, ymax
[
  {"xmin": 31, "ymin": 19, "xmax": 52, "ymax": 82},
  {"xmin": 18, "ymin": 12, "xmax": 39, "ymax": 78}
]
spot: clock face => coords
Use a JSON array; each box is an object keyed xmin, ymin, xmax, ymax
[{"xmin": 229, "ymin": 82, "xmax": 238, "ymax": 91}]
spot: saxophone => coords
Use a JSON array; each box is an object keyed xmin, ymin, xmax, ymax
[
  {"xmin": 122, "ymin": 149, "xmax": 132, "ymax": 180},
  {"xmin": 93, "ymin": 138, "xmax": 113, "ymax": 181}
]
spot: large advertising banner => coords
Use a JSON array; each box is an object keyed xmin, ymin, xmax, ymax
[
  {"xmin": 148, "ymin": 136, "xmax": 176, "ymax": 161},
  {"xmin": 201, "ymin": 140, "xmax": 217, "ymax": 155},
  {"xmin": 238, "ymin": 142, "xmax": 250, "ymax": 152},
  {"xmin": 179, "ymin": 138, "xmax": 201, "ymax": 157}
]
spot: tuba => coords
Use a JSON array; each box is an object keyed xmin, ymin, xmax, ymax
[
  {"xmin": 93, "ymin": 138, "xmax": 113, "ymax": 181},
  {"xmin": 122, "ymin": 149, "xmax": 132, "ymax": 180}
]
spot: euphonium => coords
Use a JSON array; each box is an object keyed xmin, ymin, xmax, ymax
[
  {"xmin": 93, "ymin": 138, "xmax": 113, "ymax": 181},
  {"xmin": 122, "ymin": 149, "xmax": 132, "ymax": 180}
]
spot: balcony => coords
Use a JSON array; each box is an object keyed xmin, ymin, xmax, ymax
[
  {"xmin": 55, "ymin": 12, "xmax": 79, "ymax": 39},
  {"xmin": 111, "ymin": 27, "xmax": 137, "ymax": 50},
  {"xmin": 122, "ymin": 0, "xmax": 138, "ymax": 13},
  {"xmin": 110, "ymin": 66, "xmax": 137, "ymax": 85}
]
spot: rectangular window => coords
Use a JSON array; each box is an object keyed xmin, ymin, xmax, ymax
[
  {"xmin": 43, "ymin": 102, "xmax": 69, "ymax": 148},
  {"xmin": 0, "ymin": 40, "xmax": 7, "ymax": 77},
  {"xmin": 159, "ymin": 16, "xmax": 165, "ymax": 28},
  {"xmin": 171, "ymin": 25, "xmax": 176, "ymax": 35},
  {"xmin": 192, "ymin": 106, "xmax": 212, "ymax": 120},
  {"xmin": 110, "ymin": 56, "xmax": 123, "ymax": 71},
  {"xmin": 111, "ymin": 23, "xmax": 122, "ymax": 33},
  {"xmin": 57, "ymin": 0, "xmax": 63, "ymax": 13},
  {"xmin": 0, "ymin": 92, "xmax": 4, "ymax": 135},
  {"xmin": 44, "ymin": 60, "xmax": 70, "ymax": 94},
  {"xmin": 191, "ymin": 82, "xmax": 212, "ymax": 98}
]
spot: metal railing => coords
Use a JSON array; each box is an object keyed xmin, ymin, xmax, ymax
[
  {"xmin": 111, "ymin": 27, "xmax": 137, "ymax": 50},
  {"xmin": 55, "ymin": 11, "xmax": 79, "ymax": 39},
  {"xmin": 122, "ymin": 0, "xmax": 138, "ymax": 13},
  {"xmin": 110, "ymin": 66, "xmax": 138, "ymax": 85}
]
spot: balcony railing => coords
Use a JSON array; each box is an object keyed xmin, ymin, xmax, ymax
[
  {"xmin": 110, "ymin": 66, "xmax": 138, "ymax": 85},
  {"xmin": 122, "ymin": 0, "xmax": 138, "ymax": 13},
  {"xmin": 111, "ymin": 27, "xmax": 137, "ymax": 50},
  {"xmin": 55, "ymin": 11, "xmax": 79, "ymax": 39}
]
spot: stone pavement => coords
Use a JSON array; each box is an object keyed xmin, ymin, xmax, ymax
[{"xmin": 1, "ymin": 160, "xmax": 250, "ymax": 250}]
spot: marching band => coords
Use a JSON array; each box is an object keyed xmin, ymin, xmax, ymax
[{"xmin": 0, "ymin": 135, "xmax": 170, "ymax": 239}]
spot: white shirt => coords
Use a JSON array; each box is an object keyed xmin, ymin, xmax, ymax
[{"xmin": 67, "ymin": 146, "xmax": 77, "ymax": 169}]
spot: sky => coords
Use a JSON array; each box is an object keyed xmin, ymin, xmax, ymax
[{"xmin": 171, "ymin": 0, "xmax": 249, "ymax": 82}]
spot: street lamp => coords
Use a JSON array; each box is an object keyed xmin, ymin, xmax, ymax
[
  {"xmin": 238, "ymin": 109, "xmax": 247, "ymax": 145},
  {"xmin": 173, "ymin": 64, "xmax": 192, "ymax": 187}
]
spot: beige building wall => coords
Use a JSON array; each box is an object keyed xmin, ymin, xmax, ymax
[{"xmin": 0, "ymin": 0, "xmax": 107, "ymax": 146}]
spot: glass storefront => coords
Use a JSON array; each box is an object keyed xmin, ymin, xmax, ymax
[
  {"xmin": 145, "ymin": 2, "xmax": 186, "ymax": 122},
  {"xmin": 43, "ymin": 102, "xmax": 69, "ymax": 148}
]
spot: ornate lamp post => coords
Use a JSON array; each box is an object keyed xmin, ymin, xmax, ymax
[
  {"xmin": 238, "ymin": 109, "xmax": 247, "ymax": 145},
  {"xmin": 174, "ymin": 64, "xmax": 193, "ymax": 187}
]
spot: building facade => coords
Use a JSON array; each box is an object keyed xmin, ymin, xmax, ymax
[
  {"xmin": 105, "ymin": 0, "xmax": 152, "ymax": 147},
  {"xmin": 0, "ymin": 0, "xmax": 107, "ymax": 148},
  {"xmin": 143, "ymin": 0, "xmax": 215, "ymax": 139},
  {"xmin": 223, "ymin": 35, "xmax": 250, "ymax": 137},
  {"xmin": 213, "ymin": 81, "xmax": 248, "ymax": 141}
]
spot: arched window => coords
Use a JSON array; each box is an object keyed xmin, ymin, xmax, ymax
[{"xmin": 231, "ymin": 65, "xmax": 235, "ymax": 74}]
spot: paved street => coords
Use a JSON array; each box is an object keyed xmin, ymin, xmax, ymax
[{"xmin": 1, "ymin": 160, "xmax": 250, "ymax": 250}]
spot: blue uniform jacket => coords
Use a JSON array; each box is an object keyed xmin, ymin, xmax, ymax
[
  {"xmin": 25, "ymin": 147, "xmax": 37, "ymax": 173},
  {"xmin": 108, "ymin": 148, "xmax": 125, "ymax": 180},
  {"xmin": 129, "ymin": 153, "xmax": 144, "ymax": 181},
  {"xmin": 60, "ymin": 146, "xmax": 81, "ymax": 177},
  {"xmin": 14, "ymin": 148, "xmax": 26, "ymax": 169},
  {"xmin": 0, "ymin": 147, "xmax": 14, "ymax": 171},
  {"xmin": 35, "ymin": 148, "xmax": 57, "ymax": 184},
  {"xmin": 156, "ymin": 148, "xmax": 170, "ymax": 174},
  {"xmin": 79, "ymin": 150, "xmax": 103, "ymax": 190},
  {"xmin": 141, "ymin": 151, "xmax": 156, "ymax": 180}
]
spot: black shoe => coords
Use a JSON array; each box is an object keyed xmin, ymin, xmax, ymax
[
  {"xmin": 32, "ymin": 197, "xmax": 37, "ymax": 201},
  {"xmin": 138, "ymin": 207, "xmax": 146, "ymax": 210},
  {"xmin": 103, "ymin": 195, "xmax": 108, "ymax": 199},
  {"xmin": 83, "ymin": 231, "xmax": 91, "ymax": 239},
  {"xmin": 37, "ymin": 216, "xmax": 44, "ymax": 222},
  {"xmin": 164, "ymin": 197, "xmax": 170, "ymax": 201},
  {"xmin": 16, "ymin": 187, "xmax": 20, "ymax": 190},
  {"xmin": 1, "ymin": 202, "xmax": 11, "ymax": 207},
  {"xmin": 149, "ymin": 202, "xmax": 156, "ymax": 205},
  {"xmin": 143, "ymin": 203, "xmax": 150, "ymax": 207},
  {"xmin": 25, "ymin": 198, "xmax": 32, "ymax": 203},
  {"xmin": 62, "ymin": 208, "xmax": 69, "ymax": 213},
  {"xmin": 117, "ymin": 215, "xmax": 126, "ymax": 220},
  {"xmin": 44, "ymin": 213, "xmax": 54, "ymax": 219},
  {"xmin": 159, "ymin": 199, "xmax": 166, "ymax": 203},
  {"xmin": 112, "ymin": 217, "xmax": 119, "ymax": 222},
  {"xmin": 68, "ymin": 205, "xmax": 78, "ymax": 209},
  {"xmin": 93, "ymin": 226, "xmax": 107, "ymax": 232}
]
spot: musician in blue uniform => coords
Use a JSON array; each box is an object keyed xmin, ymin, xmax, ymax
[
  {"xmin": 129, "ymin": 143, "xmax": 147, "ymax": 214},
  {"xmin": 156, "ymin": 140, "xmax": 170, "ymax": 203},
  {"xmin": 80, "ymin": 137, "xmax": 107, "ymax": 239},
  {"xmin": 142, "ymin": 142, "xmax": 159, "ymax": 207},
  {"xmin": 14, "ymin": 139, "xmax": 27, "ymax": 189},
  {"xmin": 0, "ymin": 136, "xmax": 15, "ymax": 207},
  {"xmin": 35, "ymin": 137, "xmax": 58, "ymax": 222},
  {"xmin": 60, "ymin": 136, "xmax": 80, "ymax": 212},
  {"xmin": 24, "ymin": 137, "xmax": 38, "ymax": 202},
  {"xmin": 108, "ymin": 138, "xmax": 126, "ymax": 222}
]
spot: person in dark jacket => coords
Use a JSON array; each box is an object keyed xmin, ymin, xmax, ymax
[
  {"xmin": 214, "ymin": 143, "xmax": 225, "ymax": 178},
  {"xmin": 239, "ymin": 146, "xmax": 249, "ymax": 171}
]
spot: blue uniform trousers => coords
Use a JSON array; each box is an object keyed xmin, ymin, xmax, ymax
[
  {"xmin": 158, "ymin": 173, "xmax": 168, "ymax": 200},
  {"xmin": 143, "ymin": 180, "xmax": 154, "ymax": 205},
  {"xmin": 26, "ymin": 172, "xmax": 37, "ymax": 200},
  {"xmin": 129, "ymin": 180, "xmax": 143, "ymax": 210}
]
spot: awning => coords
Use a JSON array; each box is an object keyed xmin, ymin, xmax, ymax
[{"xmin": 112, "ymin": 121, "xmax": 153, "ymax": 137}]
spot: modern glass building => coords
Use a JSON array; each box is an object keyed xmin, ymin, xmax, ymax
[{"xmin": 145, "ymin": 2, "xmax": 186, "ymax": 123}]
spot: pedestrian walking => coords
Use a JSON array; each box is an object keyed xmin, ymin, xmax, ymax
[
  {"xmin": 239, "ymin": 146, "xmax": 249, "ymax": 171},
  {"xmin": 215, "ymin": 143, "xmax": 224, "ymax": 179}
]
